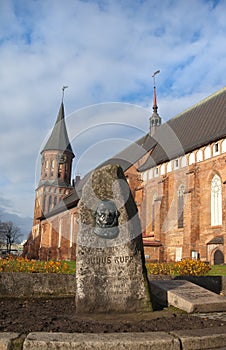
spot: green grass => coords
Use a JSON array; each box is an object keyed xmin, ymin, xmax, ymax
[
  {"xmin": 64, "ymin": 260, "xmax": 76, "ymax": 273},
  {"xmin": 207, "ymin": 265, "xmax": 226, "ymax": 276}
]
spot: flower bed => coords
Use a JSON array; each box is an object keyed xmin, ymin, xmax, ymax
[
  {"xmin": 146, "ymin": 259, "xmax": 211, "ymax": 276},
  {"xmin": 0, "ymin": 256, "xmax": 74, "ymax": 274}
]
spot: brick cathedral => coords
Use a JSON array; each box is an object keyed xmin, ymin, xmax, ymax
[{"xmin": 24, "ymin": 86, "xmax": 226, "ymax": 265}]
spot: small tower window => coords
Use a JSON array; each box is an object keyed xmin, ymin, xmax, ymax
[
  {"xmin": 213, "ymin": 142, "xmax": 220, "ymax": 156},
  {"xmin": 155, "ymin": 167, "xmax": 159, "ymax": 177},
  {"xmin": 58, "ymin": 164, "xmax": 63, "ymax": 178}
]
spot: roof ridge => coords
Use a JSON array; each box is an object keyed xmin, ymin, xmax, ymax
[{"xmin": 171, "ymin": 86, "xmax": 226, "ymax": 121}]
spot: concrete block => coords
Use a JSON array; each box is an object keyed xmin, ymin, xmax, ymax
[
  {"xmin": 23, "ymin": 332, "xmax": 180, "ymax": 350},
  {"xmin": 150, "ymin": 280, "xmax": 226, "ymax": 313},
  {"xmin": 0, "ymin": 333, "xmax": 20, "ymax": 350},
  {"xmin": 171, "ymin": 326, "xmax": 226, "ymax": 349}
]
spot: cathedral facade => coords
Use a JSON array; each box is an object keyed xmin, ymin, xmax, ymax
[{"xmin": 24, "ymin": 86, "xmax": 226, "ymax": 264}]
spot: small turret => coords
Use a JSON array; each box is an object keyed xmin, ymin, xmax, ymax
[{"xmin": 149, "ymin": 70, "xmax": 161, "ymax": 136}]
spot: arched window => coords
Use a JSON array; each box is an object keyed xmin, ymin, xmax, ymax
[
  {"xmin": 211, "ymin": 174, "xmax": 222, "ymax": 226},
  {"xmin": 152, "ymin": 194, "xmax": 157, "ymax": 231},
  {"xmin": 178, "ymin": 185, "xmax": 185, "ymax": 228}
]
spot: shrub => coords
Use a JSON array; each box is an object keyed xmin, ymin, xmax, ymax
[{"xmin": 146, "ymin": 259, "xmax": 211, "ymax": 276}]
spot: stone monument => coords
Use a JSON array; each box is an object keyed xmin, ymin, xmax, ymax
[{"xmin": 75, "ymin": 164, "xmax": 152, "ymax": 313}]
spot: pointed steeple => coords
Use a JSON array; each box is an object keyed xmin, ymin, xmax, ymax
[
  {"xmin": 149, "ymin": 70, "xmax": 161, "ymax": 136},
  {"xmin": 42, "ymin": 102, "xmax": 74, "ymax": 156}
]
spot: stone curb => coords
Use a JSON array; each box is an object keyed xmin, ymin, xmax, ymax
[{"xmin": 1, "ymin": 328, "xmax": 226, "ymax": 350}]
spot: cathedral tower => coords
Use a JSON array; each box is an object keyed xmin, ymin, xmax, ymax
[{"xmin": 33, "ymin": 100, "xmax": 74, "ymax": 224}]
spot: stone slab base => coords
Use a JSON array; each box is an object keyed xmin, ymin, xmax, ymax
[{"xmin": 149, "ymin": 280, "xmax": 226, "ymax": 313}]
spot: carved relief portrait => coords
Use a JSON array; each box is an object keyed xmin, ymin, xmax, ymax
[{"xmin": 93, "ymin": 200, "xmax": 120, "ymax": 239}]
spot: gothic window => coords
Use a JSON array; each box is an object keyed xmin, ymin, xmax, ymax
[
  {"xmin": 152, "ymin": 194, "xmax": 157, "ymax": 231},
  {"xmin": 211, "ymin": 174, "xmax": 222, "ymax": 226},
  {"xmin": 178, "ymin": 185, "xmax": 185, "ymax": 228}
]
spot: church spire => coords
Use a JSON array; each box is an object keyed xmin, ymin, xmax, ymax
[
  {"xmin": 42, "ymin": 88, "xmax": 74, "ymax": 156},
  {"xmin": 34, "ymin": 88, "xmax": 75, "ymax": 220},
  {"xmin": 149, "ymin": 70, "xmax": 161, "ymax": 136}
]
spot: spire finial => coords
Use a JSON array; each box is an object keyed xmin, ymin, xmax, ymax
[
  {"xmin": 62, "ymin": 85, "xmax": 68, "ymax": 103},
  {"xmin": 152, "ymin": 70, "xmax": 160, "ymax": 112}
]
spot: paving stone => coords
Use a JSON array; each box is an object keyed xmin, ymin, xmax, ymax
[
  {"xmin": 23, "ymin": 332, "xmax": 180, "ymax": 350},
  {"xmin": 171, "ymin": 326, "xmax": 226, "ymax": 349},
  {"xmin": 149, "ymin": 280, "xmax": 226, "ymax": 313}
]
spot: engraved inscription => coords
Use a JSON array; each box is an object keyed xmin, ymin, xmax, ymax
[{"xmin": 86, "ymin": 255, "xmax": 133, "ymax": 265}]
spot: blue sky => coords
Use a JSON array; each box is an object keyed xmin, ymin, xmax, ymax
[{"xmin": 0, "ymin": 0, "xmax": 226, "ymax": 218}]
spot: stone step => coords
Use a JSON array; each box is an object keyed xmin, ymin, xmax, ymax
[
  {"xmin": 2, "ymin": 329, "xmax": 226, "ymax": 349},
  {"xmin": 22, "ymin": 332, "xmax": 180, "ymax": 350},
  {"xmin": 149, "ymin": 279, "xmax": 226, "ymax": 313}
]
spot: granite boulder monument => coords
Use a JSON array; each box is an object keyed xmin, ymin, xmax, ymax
[{"xmin": 75, "ymin": 164, "xmax": 152, "ymax": 313}]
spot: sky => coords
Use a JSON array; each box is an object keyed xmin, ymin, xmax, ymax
[{"xmin": 0, "ymin": 0, "xmax": 226, "ymax": 219}]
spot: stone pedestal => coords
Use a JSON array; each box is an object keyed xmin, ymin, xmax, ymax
[{"xmin": 76, "ymin": 164, "xmax": 152, "ymax": 313}]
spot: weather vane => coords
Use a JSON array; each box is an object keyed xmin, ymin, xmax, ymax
[
  {"xmin": 62, "ymin": 85, "xmax": 69, "ymax": 102},
  {"xmin": 152, "ymin": 70, "xmax": 160, "ymax": 88}
]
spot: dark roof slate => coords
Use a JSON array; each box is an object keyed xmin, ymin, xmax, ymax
[{"xmin": 42, "ymin": 102, "xmax": 74, "ymax": 156}]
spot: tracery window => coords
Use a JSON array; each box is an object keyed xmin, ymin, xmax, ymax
[
  {"xmin": 178, "ymin": 185, "xmax": 185, "ymax": 228},
  {"xmin": 211, "ymin": 175, "xmax": 222, "ymax": 226}
]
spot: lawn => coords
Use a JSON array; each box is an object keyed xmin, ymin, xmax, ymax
[{"xmin": 207, "ymin": 264, "xmax": 226, "ymax": 276}]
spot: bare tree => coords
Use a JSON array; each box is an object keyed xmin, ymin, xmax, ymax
[{"xmin": 0, "ymin": 221, "xmax": 22, "ymax": 254}]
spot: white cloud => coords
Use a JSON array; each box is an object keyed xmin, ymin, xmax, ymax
[{"xmin": 0, "ymin": 0, "xmax": 226, "ymax": 217}]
